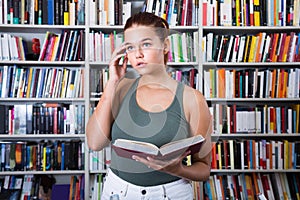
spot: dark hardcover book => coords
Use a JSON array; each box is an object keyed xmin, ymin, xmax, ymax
[
  {"xmin": 0, "ymin": 105, "xmax": 9, "ymax": 134},
  {"xmin": 286, "ymin": 173, "xmax": 297, "ymax": 200},
  {"xmin": 247, "ymin": 69, "xmax": 254, "ymax": 98},
  {"xmin": 72, "ymin": 33, "xmax": 81, "ymax": 61},
  {"xmin": 30, "ymin": 68, "xmax": 39, "ymax": 98},
  {"xmin": 78, "ymin": 30, "xmax": 85, "ymax": 61},
  {"xmin": 114, "ymin": 0, "xmax": 119, "ymax": 25},
  {"xmin": 55, "ymin": 30, "xmax": 68, "ymax": 61},
  {"xmin": 42, "ymin": 0, "xmax": 48, "ymax": 24},
  {"xmin": 60, "ymin": 31, "xmax": 72, "ymax": 61},
  {"xmin": 296, "ymin": 142, "xmax": 300, "ymax": 169},
  {"xmin": 54, "ymin": 0, "xmax": 60, "ymax": 25},
  {"xmin": 212, "ymin": 35, "xmax": 220, "ymax": 62},
  {"xmin": 63, "ymin": 142, "xmax": 70, "ymax": 170},
  {"xmin": 59, "ymin": 0, "xmax": 64, "ymax": 25},
  {"xmin": 260, "ymin": 0, "xmax": 266, "ymax": 26},
  {"xmin": 67, "ymin": 30, "xmax": 79, "ymax": 61},
  {"xmin": 39, "ymin": 106, "xmax": 45, "ymax": 134},
  {"xmin": 243, "ymin": 140, "xmax": 249, "ymax": 169},
  {"xmin": 219, "ymin": 35, "xmax": 230, "ymax": 62},
  {"xmin": 234, "ymin": 140, "xmax": 241, "ymax": 169}
]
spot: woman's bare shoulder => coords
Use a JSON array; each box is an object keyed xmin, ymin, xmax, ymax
[
  {"xmin": 183, "ymin": 85, "xmax": 206, "ymax": 104},
  {"xmin": 182, "ymin": 85, "xmax": 209, "ymax": 119},
  {"xmin": 116, "ymin": 77, "xmax": 137, "ymax": 100}
]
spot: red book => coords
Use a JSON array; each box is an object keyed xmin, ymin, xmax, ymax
[
  {"xmin": 211, "ymin": 143, "xmax": 217, "ymax": 169},
  {"xmin": 202, "ymin": 0, "xmax": 207, "ymax": 26}
]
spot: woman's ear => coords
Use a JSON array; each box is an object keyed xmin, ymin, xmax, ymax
[{"xmin": 163, "ymin": 38, "xmax": 170, "ymax": 54}]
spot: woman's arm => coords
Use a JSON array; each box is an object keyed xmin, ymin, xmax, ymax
[{"xmin": 86, "ymin": 46, "xmax": 128, "ymax": 151}]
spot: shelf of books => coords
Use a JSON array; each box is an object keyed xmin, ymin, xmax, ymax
[
  {"xmin": 0, "ymin": 0, "xmax": 87, "ymax": 199},
  {"xmin": 200, "ymin": 0, "xmax": 300, "ymax": 199}
]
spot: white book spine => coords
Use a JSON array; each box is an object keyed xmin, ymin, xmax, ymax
[
  {"xmin": 108, "ymin": 0, "xmax": 115, "ymax": 25},
  {"xmin": 89, "ymin": 0, "xmax": 96, "ymax": 25},
  {"xmin": 1, "ymin": 65, "xmax": 8, "ymax": 98}
]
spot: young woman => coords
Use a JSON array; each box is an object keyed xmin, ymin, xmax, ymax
[{"xmin": 86, "ymin": 12, "xmax": 212, "ymax": 200}]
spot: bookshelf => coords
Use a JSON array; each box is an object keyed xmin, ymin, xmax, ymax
[
  {"xmin": 0, "ymin": 0, "xmax": 87, "ymax": 199},
  {"xmin": 201, "ymin": 0, "xmax": 300, "ymax": 199}
]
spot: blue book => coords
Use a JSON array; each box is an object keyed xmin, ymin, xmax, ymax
[
  {"xmin": 48, "ymin": 0, "xmax": 54, "ymax": 25},
  {"xmin": 61, "ymin": 142, "xmax": 65, "ymax": 170},
  {"xmin": 167, "ymin": 0, "xmax": 174, "ymax": 25}
]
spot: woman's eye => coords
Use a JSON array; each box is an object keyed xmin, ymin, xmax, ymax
[
  {"xmin": 142, "ymin": 43, "xmax": 151, "ymax": 48},
  {"xmin": 126, "ymin": 46, "xmax": 134, "ymax": 52}
]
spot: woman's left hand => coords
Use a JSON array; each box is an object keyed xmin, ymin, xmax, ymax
[{"xmin": 132, "ymin": 150, "xmax": 191, "ymax": 176}]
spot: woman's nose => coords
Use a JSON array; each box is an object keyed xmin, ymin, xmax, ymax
[{"xmin": 135, "ymin": 47, "xmax": 144, "ymax": 58}]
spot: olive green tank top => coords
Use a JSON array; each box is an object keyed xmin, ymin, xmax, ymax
[{"xmin": 110, "ymin": 78, "xmax": 190, "ymax": 186}]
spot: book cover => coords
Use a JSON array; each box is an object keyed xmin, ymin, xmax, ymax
[{"xmin": 112, "ymin": 135, "xmax": 205, "ymax": 160}]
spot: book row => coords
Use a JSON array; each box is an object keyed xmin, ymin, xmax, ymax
[
  {"xmin": 0, "ymin": 66, "xmax": 84, "ymax": 98},
  {"xmin": 89, "ymin": 30, "xmax": 197, "ymax": 63},
  {"xmin": 0, "ymin": 103, "xmax": 85, "ymax": 135},
  {"xmin": 0, "ymin": 140, "xmax": 84, "ymax": 172},
  {"xmin": 204, "ymin": 68, "xmax": 300, "ymax": 99},
  {"xmin": 202, "ymin": 0, "xmax": 300, "ymax": 26},
  {"xmin": 89, "ymin": 0, "xmax": 129, "ymax": 26},
  {"xmin": 39, "ymin": 29, "xmax": 85, "ymax": 62},
  {"xmin": 89, "ymin": 146, "xmax": 111, "ymax": 171},
  {"xmin": 141, "ymin": 0, "xmax": 198, "ymax": 26},
  {"xmin": 168, "ymin": 32, "xmax": 197, "ymax": 63},
  {"xmin": 168, "ymin": 68, "xmax": 198, "ymax": 89},
  {"xmin": 204, "ymin": 32, "xmax": 300, "ymax": 63},
  {"xmin": 0, "ymin": 174, "xmax": 84, "ymax": 200},
  {"xmin": 89, "ymin": 67, "xmax": 199, "ymax": 98},
  {"xmin": 209, "ymin": 103, "xmax": 300, "ymax": 134},
  {"xmin": 0, "ymin": 0, "xmax": 85, "ymax": 25},
  {"xmin": 90, "ymin": 0, "xmax": 198, "ymax": 26},
  {"xmin": 204, "ymin": 173, "xmax": 300, "ymax": 200},
  {"xmin": 211, "ymin": 139, "xmax": 300, "ymax": 170},
  {"xmin": 0, "ymin": 33, "xmax": 28, "ymax": 61}
]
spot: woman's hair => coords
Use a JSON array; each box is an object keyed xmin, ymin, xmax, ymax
[{"xmin": 124, "ymin": 12, "xmax": 170, "ymax": 64}]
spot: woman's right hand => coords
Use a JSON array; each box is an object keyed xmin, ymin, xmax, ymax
[{"xmin": 108, "ymin": 44, "xmax": 128, "ymax": 82}]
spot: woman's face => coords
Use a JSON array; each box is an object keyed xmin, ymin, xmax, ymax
[{"xmin": 124, "ymin": 25, "xmax": 168, "ymax": 74}]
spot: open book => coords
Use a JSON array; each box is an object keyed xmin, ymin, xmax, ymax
[{"xmin": 112, "ymin": 135, "xmax": 205, "ymax": 159}]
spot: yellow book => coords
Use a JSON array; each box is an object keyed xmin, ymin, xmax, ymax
[
  {"xmin": 236, "ymin": 0, "xmax": 240, "ymax": 26},
  {"xmin": 26, "ymin": 68, "xmax": 33, "ymax": 98},
  {"xmin": 282, "ymin": 70, "xmax": 288, "ymax": 98},
  {"xmin": 248, "ymin": 35, "xmax": 257, "ymax": 62},
  {"xmin": 60, "ymin": 68, "xmax": 69, "ymax": 98},
  {"xmin": 243, "ymin": 35, "xmax": 251, "ymax": 62},
  {"xmin": 283, "ymin": 140, "xmax": 289, "ymax": 169},
  {"xmin": 253, "ymin": 0, "xmax": 260, "ymax": 26},
  {"xmin": 64, "ymin": 12, "xmax": 69, "ymax": 25},
  {"xmin": 282, "ymin": 35, "xmax": 291, "ymax": 62},
  {"xmin": 217, "ymin": 142, "xmax": 222, "ymax": 169},
  {"xmin": 43, "ymin": 146, "xmax": 47, "ymax": 171}
]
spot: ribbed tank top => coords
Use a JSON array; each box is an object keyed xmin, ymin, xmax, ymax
[{"xmin": 110, "ymin": 78, "xmax": 190, "ymax": 186}]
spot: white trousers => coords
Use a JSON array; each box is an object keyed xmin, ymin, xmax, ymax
[{"xmin": 100, "ymin": 169, "xmax": 194, "ymax": 200}]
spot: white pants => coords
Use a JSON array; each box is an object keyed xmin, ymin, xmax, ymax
[{"xmin": 101, "ymin": 169, "xmax": 194, "ymax": 200}]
